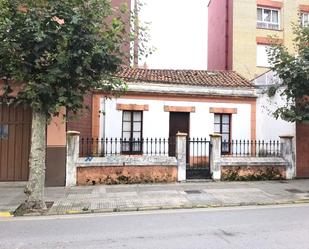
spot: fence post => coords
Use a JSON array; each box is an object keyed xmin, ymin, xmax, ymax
[
  {"xmin": 210, "ymin": 134, "xmax": 222, "ymax": 180},
  {"xmin": 280, "ymin": 135, "xmax": 295, "ymax": 180},
  {"xmin": 176, "ymin": 132, "xmax": 187, "ymax": 182},
  {"xmin": 66, "ymin": 131, "xmax": 80, "ymax": 187}
]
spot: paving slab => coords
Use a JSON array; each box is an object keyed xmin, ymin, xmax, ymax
[
  {"xmin": 0, "ymin": 183, "xmax": 26, "ymax": 212},
  {"xmin": 1, "ymin": 180, "xmax": 309, "ymax": 216},
  {"xmin": 204, "ymin": 188, "xmax": 273, "ymax": 204}
]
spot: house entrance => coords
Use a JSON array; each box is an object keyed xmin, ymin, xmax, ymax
[
  {"xmin": 187, "ymin": 138, "xmax": 211, "ymax": 179},
  {"xmin": 168, "ymin": 112, "xmax": 189, "ymax": 159},
  {"xmin": 0, "ymin": 102, "xmax": 31, "ymax": 181},
  {"xmin": 168, "ymin": 112, "xmax": 211, "ymax": 179}
]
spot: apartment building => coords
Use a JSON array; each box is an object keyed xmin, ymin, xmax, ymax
[{"xmin": 208, "ymin": 0, "xmax": 309, "ymax": 80}]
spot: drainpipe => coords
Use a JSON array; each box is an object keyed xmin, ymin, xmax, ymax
[
  {"xmin": 99, "ymin": 98, "xmax": 106, "ymax": 156},
  {"xmin": 100, "ymin": 98, "xmax": 106, "ymax": 140}
]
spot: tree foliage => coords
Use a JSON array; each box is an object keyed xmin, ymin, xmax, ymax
[
  {"xmin": 0, "ymin": 0, "xmax": 130, "ymax": 211},
  {"xmin": 130, "ymin": 0, "xmax": 155, "ymax": 66},
  {"xmin": 0, "ymin": 0, "xmax": 127, "ymax": 117},
  {"xmin": 268, "ymin": 25, "xmax": 309, "ymax": 122}
]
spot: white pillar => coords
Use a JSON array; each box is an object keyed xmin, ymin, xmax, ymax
[
  {"xmin": 66, "ymin": 131, "xmax": 80, "ymax": 187},
  {"xmin": 280, "ymin": 135, "xmax": 295, "ymax": 180},
  {"xmin": 176, "ymin": 132, "xmax": 187, "ymax": 182},
  {"xmin": 210, "ymin": 134, "xmax": 222, "ymax": 180}
]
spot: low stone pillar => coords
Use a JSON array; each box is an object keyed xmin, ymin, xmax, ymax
[
  {"xmin": 210, "ymin": 134, "xmax": 222, "ymax": 180},
  {"xmin": 66, "ymin": 131, "xmax": 80, "ymax": 187},
  {"xmin": 176, "ymin": 132, "xmax": 187, "ymax": 182},
  {"xmin": 280, "ymin": 135, "xmax": 295, "ymax": 180}
]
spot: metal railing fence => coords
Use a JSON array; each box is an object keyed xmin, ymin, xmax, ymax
[{"xmin": 221, "ymin": 140, "xmax": 282, "ymax": 157}]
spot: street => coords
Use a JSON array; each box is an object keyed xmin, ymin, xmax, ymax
[{"xmin": 1, "ymin": 204, "xmax": 309, "ymax": 249}]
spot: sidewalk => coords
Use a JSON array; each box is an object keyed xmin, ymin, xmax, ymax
[{"xmin": 1, "ymin": 180, "xmax": 309, "ymax": 216}]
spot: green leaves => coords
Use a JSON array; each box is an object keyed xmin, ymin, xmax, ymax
[
  {"xmin": 0, "ymin": 0, "xmax": 127, "ymax": 118},
  {"xmin": 268, "ymin": 25, "xmax": 309, "ymax": 122}
]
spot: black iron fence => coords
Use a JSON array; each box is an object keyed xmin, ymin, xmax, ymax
[
  {"xmin": 186, "ymin": 137, "xmax": 212, "ymax": 179},
  {"xmin": 79, "ymin": 137, "xmax": 281, "ymax": 159},
  {"xmin": 188, "ymin": 138, "xmax": 211, "ymax": 168},
  {"xmin": 80, "ymin": 137, "xmax": 175, "ymax": 157},
  {"xmin": 221, "ymin": 140, "xmax": 282, "ymax": 157}
]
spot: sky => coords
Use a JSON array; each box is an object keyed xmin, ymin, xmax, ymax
[{"xmin": 137, "ymin": 0, "xmax": 208, "ymax": 70}]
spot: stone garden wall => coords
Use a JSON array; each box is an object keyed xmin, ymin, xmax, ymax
[{"xmin": 75, "ymin": 156, "xmax": 178, "ymax": 185}]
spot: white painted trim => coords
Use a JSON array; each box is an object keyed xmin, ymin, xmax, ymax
[
  {"xmin": 301, "ymin": 12, "xmax": 309, "ymax": 27},
  {"xmin": 125, "ymin": 82, "xmax": 256, "ymax": 98},
  {"xmin": 257, "ymin": 7, "xmax": 281, "ymax": 30}
]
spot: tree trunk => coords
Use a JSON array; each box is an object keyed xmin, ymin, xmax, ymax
[{"xmin": 23, "ymin": 110, "xmax": 47, "ymax": 211}]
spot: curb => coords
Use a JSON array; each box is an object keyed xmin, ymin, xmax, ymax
[
  {"xmin": 0, "ymin": 212, "xmax": 13, "ymax": 218},
  {"xmin": 10, "ymin": 199, "xmax": 309, "ymax": 217}
]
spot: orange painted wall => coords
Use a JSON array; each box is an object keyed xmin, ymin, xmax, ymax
[{"xmin": 47, "ymin": 109, "xmax": 66, "ymax": 146}]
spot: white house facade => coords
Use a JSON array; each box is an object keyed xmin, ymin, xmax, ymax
[
  {"xmin": 102, "ymin": 92, "xmax": 253, "ymax": 142},
  {"xmin": 65, "ymin": 68, "xmax": 298, "ymax": 185},
  {"xmin": 94, "ymin": 69, "xmax": 257, "ymax": 150}
]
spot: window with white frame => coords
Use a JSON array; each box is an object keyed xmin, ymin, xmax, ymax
[
  {"xmin": 257, "ymin": 7, "xmax": 280, "ymax": 30},
  {"xmin": 301, "ymin": 12, "xmax": 309, "ymax": 27},
  {"xmin": 257, "ymin": 44, "xmax": 271, "ymax": 67}
]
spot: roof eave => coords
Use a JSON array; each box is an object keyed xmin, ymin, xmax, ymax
[{"xmin": 125, "ymin": 81, "xmax": 257, "ymax": 98}]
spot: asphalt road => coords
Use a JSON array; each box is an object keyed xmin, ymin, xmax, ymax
[{"xmin": 1, "ymin": 204, "xmax": 309, "ymax": 249}]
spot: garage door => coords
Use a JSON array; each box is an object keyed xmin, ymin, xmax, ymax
[{"xmin": 0, "ymin": 102, "xmax": 32, "ymax": 181}]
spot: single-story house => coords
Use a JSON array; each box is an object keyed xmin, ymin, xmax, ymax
[
  {"xmin": 1, "ymin": 67, "xmax": 308, "ymax": 186},
  {"xmin": 93, "ymin": 68, "xmax": 256, "ymax": 147}
]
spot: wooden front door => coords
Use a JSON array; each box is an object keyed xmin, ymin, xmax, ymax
[
  {"xmin": 169, "ymin": 112, "xmax": 190, "ymax": 158},
  {"xmin": 0, "ymin": 103, "xmax": 32, "ymax": 181}
]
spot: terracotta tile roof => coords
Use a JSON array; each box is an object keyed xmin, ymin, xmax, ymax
[{"xmin": 116, "ymin": 67, "xmax": 253, "ymax": 88}]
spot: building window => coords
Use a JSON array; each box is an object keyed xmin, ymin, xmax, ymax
[
  {"xmin": 256, "ymin": 44, "xmax": 271, "ymax": 67},
  {"xmin": 257, "ymin": 7, "xmax": 280, "ymax": 30},
  {"xmin": 214, "ymin": 114, "xmax": 231, "ymax": 154},
  {"xmin": 122, "ymin": 111, "xmax": 143, "ymax": 154},
  {"xmin": 301, "ymin": 12, "xmax": 309, "ymax": 27},
  {"xmin": 0, "ymin": 124, "xmax": 8, "ymax": 139}
]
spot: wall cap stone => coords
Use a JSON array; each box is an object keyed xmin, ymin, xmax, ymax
[
  {"xmin": 217, "ymin": 157, "xmax": 288, "ymax": 166},
  {"xmin": 279, "ymin": 135, "xmax": 294, "ymax": 139},
  {"xmin": 76, "ymin": 155, "xmax": 177, "ymax": 167},
  {"xmin": 176, "ymin": 132, "xmax": 188, "ymax": 137},
  {"xmin": 67, "ymin": 131, "xmax": 81, "ymax": 136},
  {"xmin": 210, "ymin": 133, "xmax": 222, "ymax": 137},
  {"xmin": 77, "ymin": 164, "xmax": 178, "ymax": 168}
]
